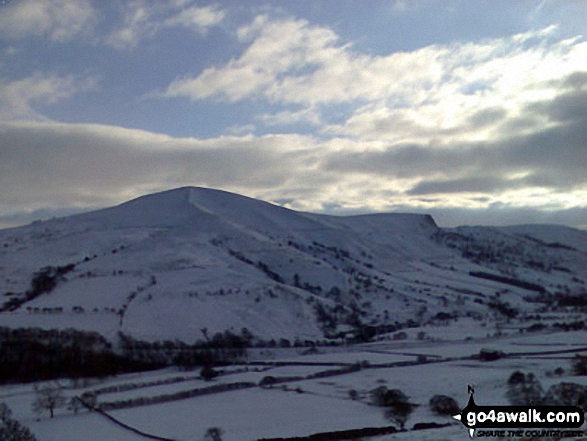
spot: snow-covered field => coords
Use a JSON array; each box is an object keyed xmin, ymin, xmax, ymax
[
  {"xmin": 1, "ymin": 188, "xmax": 586, "ymax": 440},
  {"xmin": 1, "ymin": 187, "xmax": 586, "ymax": 343},
  {"xmin": 1, "ymin": 328, "xmax": 586, "ymax": 440}
]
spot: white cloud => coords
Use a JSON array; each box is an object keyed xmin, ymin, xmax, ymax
[
  {"xmin": 163, "ymin": 5, "xmax": 225, "ymax": 33},
  {"xmin": 164, "ymin": 15, "xmax": 343, "ymax": 102},
  {"xmin": 162, "ymin": 15, "xmax": 586, "ymax": 149},
  {"xmin": 105, "ymin": 1, "xmax": 225, "ymax": 50},
  {"xmin": 0, "ymin": 73, "xmax": 97, "ymax": 120},
  {"xmin": 0, "ymin": 0, "xmax": 95, "ymax": 42},
  {"xmin": 163, "ymin": 15, "xmax": 452, "ymax": 104},
  {"xmin": 104, "ymin": 1, "xmax": 155, "ymax": 50},
  {"xmin": 326, "ymin": 34, "xmax": 587, "ymax": 144}
]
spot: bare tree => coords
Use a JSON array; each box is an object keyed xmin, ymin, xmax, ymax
[
  {"xmin": 371, "ymin": 387, "xmax": 415, "ymax": 430},
  {"xmin": 202, "ymin": 427, "xmax": 223, "ymax": 441},
  {"xmin": 385, "ymin": 401, "xmax": 414, "ymax": 430},
  {"xmin": 506, "ymin": 371, "xmax": 543, "ymax": 406},
  {"xmin": 32, "ymin": 384, "xmax": 66, "ymax": 418},
  {"xmin": 68, "ymin": 397, "xmax": 82, "ymax": 415},
  {"xmin": 80, "ymin": 391, "xmax": 97, "ymax": 410},
  {"xmin": 429, "ymin": 394, "xmax": 460, "ymax": 416},
  {"xmin": 200, "ymin": 365, "xmax": 218, "ymax": 381}
]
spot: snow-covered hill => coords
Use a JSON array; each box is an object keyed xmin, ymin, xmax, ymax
[{"xmin": 1, "ymin": 187, "xmax": 586, "ymax": 343}]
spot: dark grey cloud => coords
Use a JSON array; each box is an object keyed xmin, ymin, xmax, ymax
[
  {"xmin": 0, "ymin": 207, "xmax": 89, "ymax": 230},
  {"xmin": 407, "ymin": 176, "xmax": 518, "ymax": 195},
  {"xmin": 497, "ymin": 114, "xmax": 544, "ymax": 133},
  {"xmin": 0, "ymin": 122, "xmax": 318, "ymax": 212},
  {"xmin": 345, "ymin": 105, "xmax": 509, "ymax": 141},
  {"xmin": 428, "ymin": 205, "xmax": 587, "ymax": 229},
  {"xmin": 323, "ymin": 142, "xmax": 471, "ymax": 178},
  {"xmin": 310, "ymin": 200, "xmax": 587, "ymax": 229},
  {"xmin": 324, "ymin": 86, "xmax": 587, "ymax": 193},
  {"xmin": 550, "ymin": 70, "xmax": 587, "ymax": 91},
  {"xmin": 352, "ymin": 204, "xmax": 587, "ymax": 229},
  {"xmin": 527, "ymin": 90, "xmax": 587, "ymax": 124},
  {"xmin": 466, "ymin": 107, "xmax": 508, "ymax": 129}
]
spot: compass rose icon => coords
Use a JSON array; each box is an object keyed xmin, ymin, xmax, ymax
[{"xmin": 453, "ymin": 385, "xmax": 476, "ymax": 438}]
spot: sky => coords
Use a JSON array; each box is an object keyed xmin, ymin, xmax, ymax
[{"xmin": 0, "ymin": 0, "xmax": 586, "ymax": 229}]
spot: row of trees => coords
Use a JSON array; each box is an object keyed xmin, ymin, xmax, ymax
[
  {"xmin": 507, "ymin": 369, "xmax": 587, "ymax": 410},
  {"xmin": 0, "ymin": 327, "xmax": 163, "ymax": 383},
  {"xmin": 3, "ymin": 323, "xmax": 391, "ymax": 385},
  {"xmin": 0, "ymin": 326, "xmax": 272, "ymax": 384},
  {"xmin": 117, "ymin": 329, "xmax": 251, "ymax": 369},
  {"xmin": 1, "ymin": 264, "xmax": 75, "ymax": 311},
  {"xmin": 369, "ymin": 387, "xmax": 459, "ymax": 430},
  {"xmin": 368, "ymin": 358, "xmax": 587, "ymax": 431}
]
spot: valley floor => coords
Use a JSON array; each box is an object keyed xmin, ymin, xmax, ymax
[{"xmin": 2, "ymin": 324, "xmax": 587, "ymax": 441}]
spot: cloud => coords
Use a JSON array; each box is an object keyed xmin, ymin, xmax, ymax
[
  {"xmin": 161, "ymin": 15, "xmax": 587, "ymax": 165},
  {"xmin": 258, "ymin": 107, "xmax": 321, "ymax": 127},
  {"xmin": 378, "ymin": 204, "xmax": 587, "ymax": 229},
  {"xmin": 407, "ymin": 176, "xmax": 519, "ymax": 195},
  {"xmin": 157, "ymin": 17, "xmax": 587, "ymax": 219},
  {"xmin": 323, "ymin": 96, "xmax": 587, "ymax": 191},
  {"xmin": 104, "ymin": 1, "xmax": 156, "ymax": 50},
  {"xmin": 163, "ymin": 15, "xmax": 344, "ymax": 101},
  {"xmin": 105, "ymin": 1, "xmax": 225, "ymax": 50},
  {"xmin": 162, "ymin": 4, "xmax": 225, "ymax": 33},
  {"xmin": 0, "ymin": 112, "xmax": 585, "ymax": 229},
  {"xmin": 2, "ymin": 11, "xmax": 586, "ymax": 230},
  {"xmin": 0, "ymin": 0, "xmax": 95, "ymax": 42},
  {"xmin": 0, "ymin": 73, "xmax": 97, "ymax": 120},
  {"xmin": 318, "ymin": 85, "xmax": 587, "ymax": 213},
  {"xmin": 527, "ymin": 89, "xmax": 587, "ymax": 123},
  {"xmin": 0, "ymin": 207, "xmax": 89, "ymax": 230},
  {"xmin": 161, "ymin": 17, "xmax": 583, "ymax": 112},
  {"xmin": 0, "ymin": 120, "xmax": 319, "ymax": 215}
]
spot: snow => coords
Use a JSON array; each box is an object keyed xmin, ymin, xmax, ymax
[
  {"xmin": 29, "ymin": 412, "xmax": 145, "ymax": 441},
  {"xmin": 2, "ymin": 328, "xmax": 585, "ymax": 440},
  {"xmin": 0, "ymin": 187, "xmax": 586, "ymax": 440},
  {"xmin": 109, "ymin": 387, "xmax": 389, "ymax": 441},
  {"xmin": 1, "ymin": 186, "xmax": 585, "ymax": 342}
]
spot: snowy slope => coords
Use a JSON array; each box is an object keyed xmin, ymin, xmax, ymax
[{"xmin": 0, "ymin": 187, "xmax": 585, "ymax": 343}]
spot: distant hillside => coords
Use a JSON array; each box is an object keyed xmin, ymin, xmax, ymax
[{"xmin": 1, "ymin": 187, "xmax": 585, "ymax": 343}]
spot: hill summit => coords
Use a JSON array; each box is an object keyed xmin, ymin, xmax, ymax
[{"xmin": 0, "ymin": 187, "xmax": 585, "ymax": 343}]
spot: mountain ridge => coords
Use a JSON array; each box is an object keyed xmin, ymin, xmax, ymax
[{"xmin": 1, "ymin": 187, "xmax": 585, "ymax": 343}]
